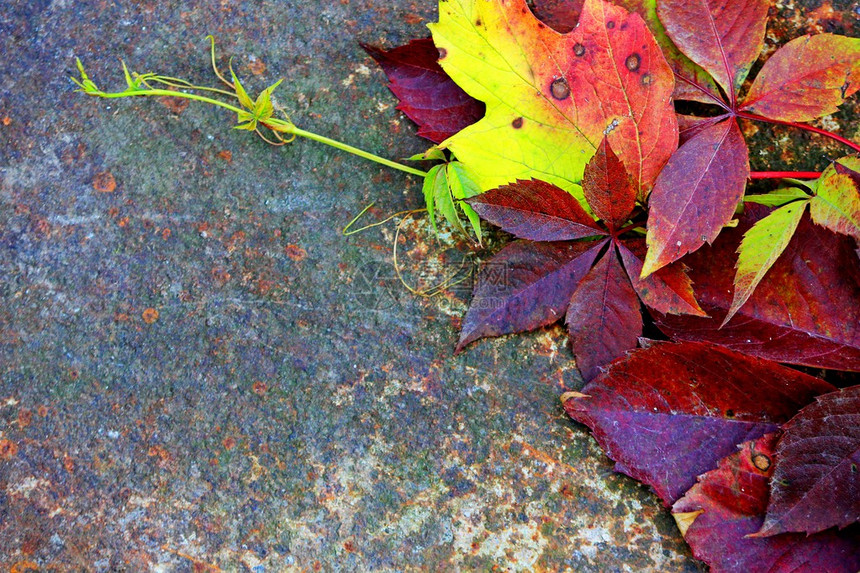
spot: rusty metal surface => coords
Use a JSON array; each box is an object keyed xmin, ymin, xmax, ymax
[{"xmin": 0, "ymin": 0, "xmax": 855, "ymax": 571}]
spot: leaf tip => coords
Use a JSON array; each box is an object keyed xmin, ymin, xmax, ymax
[{"xmin": 672, "ymin": 510, "xmax": 703, "ymax": 537}]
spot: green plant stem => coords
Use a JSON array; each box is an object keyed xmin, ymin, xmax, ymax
[
  {"xmin": 84, "ymin": 88, "xmax": 428, "ymax": 178},
  {"xmin": 290, "ymin": 127, "xmax": 427, "ymax": 177}
]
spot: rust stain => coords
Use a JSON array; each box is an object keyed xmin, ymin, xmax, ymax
[
  {"xmin": 247, "ymin": 58, "xmax": 266, "ymax": 76},
  {"xmin": 142, "ymin": 308, "xmax": 160, "ymax": 324},
  {"xmin": 285, "ymin": 244, "xmax": 307, "ymax": 261},
  {"xmin": 216, "ymin": 150, "xmax": 233, "ymax": 163},
  {"xmin": 0, "ymin": 438, "xmax": 18, "ymax": 459},
  {"xmin": 93, "ymin": 171, "xmax": 117, "ymax": 193},
  {"xmin": 17, "ymin": 408, "xmax": 32, "ymax": 428}
]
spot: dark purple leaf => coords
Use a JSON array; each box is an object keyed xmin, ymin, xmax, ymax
[
  {"xmin": 468, "ymin": 179, "xmax": 604, "ymax": 241},
  {"xmin": 673, "ymin": 434, "xmax": 860, "ymax": 573},
  {"xmin": 456, "ymin": 239, "xmax": 605, "ymax": 352},
  {"xmin": 362, "ymin": 38, "xmax": 484, "ymax": 143},
  {"xmin": 565, "ymin": 248, "xmax": 642, "ymax": 381},
  {"xmin": 564, "ymin": 341, "xmax": 835, "ymax": 504}
]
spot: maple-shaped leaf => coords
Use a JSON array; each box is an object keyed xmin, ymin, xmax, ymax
[
  {"xmin": 810, "ymin": 156, "xmax": 860, "ymax": 241},
  {"xmin": 531, "ymin": 0, "xmax": 722, "ymax": 104},
  {"xmin": 653, "ymin": 205, "xmax": 860, "ymax": 371},
  {"xmin": 642, "ymin": 118, "xmax": 749, "ymax": 276},
  {"xmin": 672, "ymin": 434, "xmax": 860, "ymax": 573},
  {"xmin": 563, "ymin": 341, "xmax": 834, "ymax": 505},
  {"xmin": 460, "ymin": 141, "xmax": 703, "ymax": 378},
  {"xmin": 362, "ymin": 39, "xmax": 484, "ymax": 143},
  {"xmin": 755, "ymin": 386, "xmax": 860, "ymax": 537},
  {"xmin": 429, "ymin": 0, "xmax": 677, "ymax": 202},
  {"xmin": 739, "ymin": 34, "xmax": 860, "ymax": 122}
]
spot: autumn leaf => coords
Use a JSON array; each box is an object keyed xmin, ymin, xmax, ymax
[
  {"xmin": 459, "ymin": 141, "xmax": 702, "ymax": 378},
  {"xmin": 362, "ymin": 39, "xmax": 484, "ymax": 143},
  {"xmin": 810, "ymin": 156, "xmax": 860, "ymax": 241},
  {"xmin": 658, "ymin": 0, "xmax": 769, "ymax": 107},
  {"xmin": 429, "ymin": 0, "xmax": 677, "ymax": 202},
  {"xmin": 565, "ymin": 250, "xmax": 642, "ymax": 381},
  {"xmin": 653, "ymin": 205, "xmax": 860, "ymax": 371},
  {"xmin": 563, "ymin": 341, "xmax": 834, "ymax": 505},
  {"xmin": 755, "ymin": 386, "xmax": 860, "ymax": 537},
  {"xmin": 724, "ymin": 200, "xmax": 807, "ymax": 324},
  {"xmin": 531, "ymin": 0, "xmax": 722, "ymax": 104},
  {"xmin": 642, "ymin": 118, "xmax": 749, "ymax": 276},
  {"xmin": 672, "ymin": 434, "xmax": 860, "ymax": 573},
  {"xmin": 740, "ymin": 34, "xmax": 860, "ymax": 122},
  {"xmin": 468, "ymin": 179, "xmax": 604, "ymax": 241},
  {"xmin": 455, "ymin": 239, "xmax": 605, "ymax": 352}
]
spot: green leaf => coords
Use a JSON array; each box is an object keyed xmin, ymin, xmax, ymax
[
  {"xmin": 231, "ymin": 68, "xmax": 255, "ymax": 111},
  {"xmin": 408, "ymin": 147, "xmax": 446, "ymax": 162},
  {"xmin": 423, "ymin": 165, "xmax": 446, "ymax": 234},
  {"xmin": 743, "ymin": 187, "xmax": 810, "ymax": 207},
  {"xmin": 809, "ymin": 157, "xmax": 860, "ymax": 241},
  {"xmin": 254, "ymin": 78, "xmax": 283, "ymax": 121},
  {"xmin": 725, "ymin": 201, "xmax": 808, "ymax": 325},
  {"xmin": 446, "ymin": 162, "xmax": 483, "ymax": 242}
]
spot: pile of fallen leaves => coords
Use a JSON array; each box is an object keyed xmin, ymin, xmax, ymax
[{"xmin": 366, "ymin": 0, "xmax": 860, "ymax": 569}]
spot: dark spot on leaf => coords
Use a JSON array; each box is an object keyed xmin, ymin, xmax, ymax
[
  {"xmin": 573, "ymin": 43, "xmax": 586, "ymax": 57},
  {"xmin": 625, "ymin": 53, "xmax": 641, "ymax": 72},
  {"xmin": 550, "ymin": 77, "xmax": 570, "ymax": 100},
  {"xmin": 475, "ymin": 18, "xmax": 482, "ymax": 26},
  {"xmin": 438, "ymin": 48, "xmax": 447, "ymax": 60},
  {"xmin": 620, "ymin": 22, "xmax": 628, "ymax": 31},
  {"xmin": 852, "ymin": 463, "xmax": 858, "ymax": 473},
  {"xmin": 641, "ymin": 73, "xmax": 652, "ymax": 87},
  {"xmin": 607, "ymin": 21, "xmax": 615, "ymax": 29},
  {"xmin": 751, "ymin": 453, "xmax": 771, "ymax": 472},
  {"xmin": 512, "ymin": 117, "xmax": 524, "ymax": 129},
  {"xmin": 725, "ymin": 409, "xmax": 735, "ymax": 418}
]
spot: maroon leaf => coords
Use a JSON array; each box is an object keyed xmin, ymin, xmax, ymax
[
  {"xmin": 642, "ymin": 118, "xmax": 750, "ymax": 276},
  {"xmin": 653, "ymin": 206, "xmax": 860, "ymax": 371},
  {"xmin": 467, "ymin": 179, "xmax": 605, "ymax": 241},
  {"xmin": 456, "ymin": 240, "xmax": 605, "ymax": 352},
  {"xmin": 673, "ymin": 434, "xmax": 860, "ymax": 573},
  {"xmin": 657, "ymin": 0, "xmax": 769, "ymax": 104},
  {"xmin": 756, "ymin": 386, "xmax": 860, "ymax": 537},
  {"xmin": 581, "ymin": 138, "xmax": 636, "ymax": 233},
  {"xmin": 565, "ymin": 249, "xmax": 642, "ymax": 381},
  {"xmin": 563, "ymin": 341, "xmax": 835, "ymax": 504},
  {"xmin": 362, "ymin": 39, "xmax": 484, "ymax": 143},
  {"xmin": 531, "ymin": 0, "xmax": 583, "ymax": 33},
  {"xmin": 617, "ymin": 241, "xmax": 705, "ymax": 316},
  {"xmin": 677, "ymin": 113, "xmax": 723, "ymax": 145}
]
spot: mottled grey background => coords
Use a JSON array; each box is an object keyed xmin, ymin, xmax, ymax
[{"xmin": 0, "ymin": 0, "xmax": 856, "ymax": 571}]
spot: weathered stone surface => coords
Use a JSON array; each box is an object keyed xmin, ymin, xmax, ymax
[{"xmin": 0, "ymin": 0, "xmax": 855, "ymax": 570}]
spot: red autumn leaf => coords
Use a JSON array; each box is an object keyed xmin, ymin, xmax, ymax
[
  {"xmin": 456, "ymin": 239, "xmax": 605, "ymax": 353},
  {"xmin": 673, "ymin": 434, "xmax": 860, "ymax": 573},
  {"xmin": 532, "ymin": 0, "xmax": 723, "ymax": 104},
  {"xmin": 653, "ymin": 205, "xmax": 860, "ymax": 371},
  {"xmin": 459, "ymin": 147, "xmax": 700, "ymax": 375},
  {"xmin": 740, "ymin": 34, "xmax": 860, "ymax": 122},
  {"xmin": 756, "ymin": 386, "xmax": 860, "ymax": 537},
  {"xmin": 657, "ymin": 0, "xmax": 769, "ymax": 106},
  {"xmin": 642, "ymin": 118, "xmax": 750, "ymax": 276},
  {"xmin": 617, "ymin": 241, "xmax": 704, "ymax": 316},
  {"xmin": 564, "ymin": 341, "xmax": 834, "ymax": 505},
  {"xmin": 566, "ymin": 249, "xmax": 642, "ymax": 380},
  {"xmin": 581, "ymin": 138, "xmax": 636, "ymax": 232},
  {"xmin": 565, "ymin": 0, "xmax": 679, "ymax": 198},
  {"xmin": 362, "ymin": 38, "xmax": 484, "ymax": 143},
  {"xmin": 468, "ymin": 179, "xmax": 605, "ymax": 241}
]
